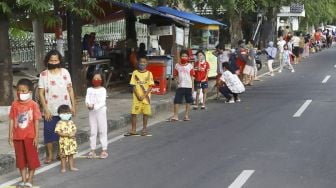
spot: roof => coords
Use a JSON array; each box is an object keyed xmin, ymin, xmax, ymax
[{"xmin": 156, "ymin": 6, "xmax": 225, "ymax": 26}]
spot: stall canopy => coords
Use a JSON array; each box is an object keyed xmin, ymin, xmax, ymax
[{"xmin": 155, "ymin": 6, "xmax": 226, "ymax": 26}]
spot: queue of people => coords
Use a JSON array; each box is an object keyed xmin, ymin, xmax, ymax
[{"xmin": 7, "ymin": 30, "xmax": 329, "ymax": 186}]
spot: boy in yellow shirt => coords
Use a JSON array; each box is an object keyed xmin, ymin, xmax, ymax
[{"xmin": 125, "ymin": 57, "xmax": 154, "ymax": 136}]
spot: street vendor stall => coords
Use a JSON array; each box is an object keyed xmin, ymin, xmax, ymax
[{"xmin": 190, "ymin": 24, "xmax": 221, "ymax": 77}]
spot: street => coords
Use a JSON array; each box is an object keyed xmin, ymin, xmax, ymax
[{"xmin": 3, "ymin": 48, "xmax": 336, "ymax": 188}]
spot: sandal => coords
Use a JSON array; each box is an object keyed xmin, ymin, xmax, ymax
[
  {"xmin": 193, "ymin": 105, "xmax": 198, "ymax": 110},
  {"xmin": 124, "ymin": 132, "xmax": 139, "ymax": 136},
  {"xmin": 166, "ymin": 117, "xmax": 180, "ymax": 122},
  {"xmin": 25, "ymin": 182, "xmax": 33, "ymax": 188},
  {"xmin": 100, "ymin": 151, "xmax": 109, "ymax": 159},
  {"xmin": 183, "ymin": 117, "xmax": 191, "ymax": 121},
  {"xmin": 87, "ymin": 151, "xmax": 96, "ymax": 159},
  {"xmin": 44, "ymin": 159, "xmax": 52, "ymax": 164},
  {"xmin": 17, "ymin": 181, "xmax": 25, "ymax": 187},
  {"xmin": 201, "ymin": 105, "xmax": 206, "ymax": 109}
]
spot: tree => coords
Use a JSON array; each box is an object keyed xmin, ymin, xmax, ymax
[{"xmin": 0, "ymin": 2, "xmax": 13, "ymax": 105}]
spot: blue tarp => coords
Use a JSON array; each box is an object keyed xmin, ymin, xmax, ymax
[{"xmin": 156, "ymin": 6, "xmax": 225, "ymax": 26}]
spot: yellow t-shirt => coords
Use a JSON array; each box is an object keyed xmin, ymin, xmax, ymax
[{"xmin": 129, "ymin": 70, "xmax": 154, "ymax": 104}]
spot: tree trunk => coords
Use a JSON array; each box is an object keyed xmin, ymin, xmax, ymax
[
  {"xmin": 259, "ymin": 7, "xmax": 277, "ymax": 48},
  {"xmin": 33, "ymin": 18, "xmax": 45, "ymax": 73},
  {"xmin": 0, "ymin": 15, "xmax": 13, "ymax": 105},
  {"xmin": 158, "ymin": 0, "xmax": 168, "ymax": 6},
  {"xmin": 67, "ymin": 12, "xmax": 86, "ymax": 97},
  {"xmin": 229, "ymin": 11, "xmax": 243, "ymax": 48}
]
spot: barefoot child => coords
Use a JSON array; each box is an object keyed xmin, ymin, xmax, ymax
[
  {"xmin": 125, "ymin": 57, "xmax": 154, "ymax": 136},
  {"xmin": 9, "ymin": 78, "xmax": 41, "ymax": 188},
  {"xmin": 55, "ymin": 105, "xmax": 78, "ymax": 173},
  {"xmin": 85, "ymin": 71, "xmax": 108, "ymax": 158}
]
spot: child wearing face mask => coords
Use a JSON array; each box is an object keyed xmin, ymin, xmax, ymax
[
  {"xmin": 55, "ymin": 104, "xmax": 78, "ymax": 173},
  {"xmin": 125, "ymin": 57, "xmax": 154, "ymax": 136},
  {"xmin": 9, "ymin": 79, "xmax": 42, "ymax": 188},
  {"xmin": 85, "ymin": 72, "xmax": 108, "ymax": 158}
]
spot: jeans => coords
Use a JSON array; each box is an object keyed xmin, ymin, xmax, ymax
[{"xmin": 218, "ymin": 86, "xmax": 238, "ymax": 100}]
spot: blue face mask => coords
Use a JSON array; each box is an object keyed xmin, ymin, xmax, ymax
[
  {"xmin": 138, "ymin": 64, "xmax": 147, "ymax": 71},
  {"xmin": 59, "ymin": 113, "xmax": 72, "ymax": 121}
]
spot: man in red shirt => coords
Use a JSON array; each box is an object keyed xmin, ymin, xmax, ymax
[{"xmin": 193, "ymin": 50, "xmax": 210, "ymax": 110}]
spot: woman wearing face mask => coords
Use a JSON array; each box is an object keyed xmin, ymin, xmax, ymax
[
  {"xmin": 85, "ymin": 72, "xmax": 108, "ymax": 158},
  {"xmin": 38, "ymin": 50, "xmax": 76, "ymax": 164}
]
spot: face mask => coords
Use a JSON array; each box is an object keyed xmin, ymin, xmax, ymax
[
  {"xmin": 92, "ymin": 79, "xmax": 102, "ymax": 87},
  {"xmin": 180, "ymin": 57, "xmax": 189, "ymax": 64},
  {"xmin": 138, "ymin": 64, "xmax": 147, "ymax": 71},
  {"xmin": 17, "ymin": 92, "xmax": 31, "ymax": 101},
  {"xmin": 48, "ymin": 63, "xmax": 61, "ymax": 70},
  {"xmin": 59, "ymin": 113, "xmax": 72, "ymax": 121}
]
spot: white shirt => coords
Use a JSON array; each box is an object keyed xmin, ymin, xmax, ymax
[
  {"xmin": 38, "ymin": 68, "xmax": 72, "ymax": 115},
  {"xmin": 277, "ymin": 40, "xmax": 286, "ymax": 53},
  {"xmin": 217, "ymin": 51, "xmax": 230, "ymax": 74},
  {"xmin": 291, "ymin": 36, "xmax": 300, "ymax": 47},
  {"xmin": 85, "ymin": 87, "xmax": 107, "ymax": 111},
  {"xmin": 174, "ymin": 63, "xmax": 194, "ymax": 88},
  {"xmin": 220, "ymin": 70, "xmax": 245, "ymax": 93}
]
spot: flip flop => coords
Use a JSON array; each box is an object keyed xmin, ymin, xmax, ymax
[
  {"xmin": 201, "ymin": 106, "xmax": 206, "ymax": 109},
  {"xmin": 44, "ymin": 159, "xmax": 52, "ymax": 164},
  {"xmin": 166, "ymin": 117, "xmax": 180, "ymax": 122},
  {"xmin": 124, "ymin": 132, "xmax": 139, "ymax": 136},
  {"xmin": 183, "ymin": 118, "xmax": 191, "ymax": 121}
]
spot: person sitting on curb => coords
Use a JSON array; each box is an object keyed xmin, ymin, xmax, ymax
[
  {"xmin": 167, "ymin": 50, "xmax": 195, "ymax": 122},
  {"xmin": 125, "ymin": 57, "xmax": 154, "ymax": 136},
  {"xmin": 218, "ymin": 62, "xmax": 245, "ymax": 103}
]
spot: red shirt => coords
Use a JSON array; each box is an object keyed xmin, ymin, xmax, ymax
[
  {"xmin": 9, "ymin": 100, "xmax": 41, "ymax": 140},
  {"xmin": 194, "ymin": 61, "xmax": 210, "ymax": 81}
]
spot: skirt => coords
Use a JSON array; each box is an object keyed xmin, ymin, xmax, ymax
[{"xmin": 44, "ymin": 116, "xmax": 60, "ymax": 144}]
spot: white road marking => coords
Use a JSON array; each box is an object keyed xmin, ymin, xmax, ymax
[
  {"xmin": 293, "ymin": 100, "xmax": 312, "ymax": 117},
  {"xmin": 322, "ymin": 75, "xmax": 331, "ymax": 83},
  {"xmin": 334, "ymin": 65, "xmax": 336, "ymax": 68},
  {"xmin": 0, "ymin": 118, "xmax": 164, "ymax": 187},
  {"xmin": 228, "ymin": 170, "xmax": 255, "ymax": 188}
]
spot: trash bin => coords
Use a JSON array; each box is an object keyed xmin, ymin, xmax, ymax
[{"xmin": 147, "ymin": 61, "xmax": 167, "ymax": 95}]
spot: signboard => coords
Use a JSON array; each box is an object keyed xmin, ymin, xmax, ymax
[
  {"xmin": 175, "ymin": 27, "xmax": 184, "ymax": 46},
  {"xmin": 205, "ymin": 50, "xmax": 217, "ymax": 78},
  {"xmin": 149, "ymin": 26, "xmax": 173, "ymax": 36}
]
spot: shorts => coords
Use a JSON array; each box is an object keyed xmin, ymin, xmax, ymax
[
  {"xmin": 131, "ymin": 101, "xmax": 151, "ymax": 115},
  {"xmin": 44, "ymin": 116, "xmax": 60, "ymax": 144},
  {"xmin": 293, "ymin": 47, "xmax": 300, "ymax": 57},
  {"xmin": 194, "ymin": 81, "xmax": 208, "ymax": 90},
  {"xmin": 243, "ymin": 65, "xmax": 256, "ymax": 76},
  {"xmin": 14, "ymin": 139, "xmax": 40, "ymax": 169},
  {"xmin": 174, "ymin": 88, "xmax": 193, "ymax": 104}
]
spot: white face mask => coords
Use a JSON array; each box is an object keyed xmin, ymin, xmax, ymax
[{"xmin": 19, "ymin": 93, "xmax": 31, "ymax": 101}]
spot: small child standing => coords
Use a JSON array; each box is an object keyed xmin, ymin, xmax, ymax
[
  {"xmin": 85, "ymin": 71, "xmax": 108, "ymax": 158},
  {"xmin": 279, "ymin": 43, "xmax": 295, "ymax": 73},
  {"xmin": 8, "ymin": 78, "xmax": 41, "ymax": 188},
  {"xmin": 125, "ymin": 57, "xmax": 154, "ymax": 136},
  {"xmin": 193, "ymin": 50, "xmax": 210, "ymax": 110},
  {"xmin": 55, "ymin": 105, "xmax": 78, "ymax": 173}
]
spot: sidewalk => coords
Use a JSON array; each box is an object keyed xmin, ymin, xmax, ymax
[{"xmin": 0, "ymin": 59, "xmax": 277, "ymax": 175}]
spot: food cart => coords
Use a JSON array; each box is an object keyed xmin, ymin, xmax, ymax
[{"xmin": 190, "ymin": 24, "xmax": 221, "ymax": 78}]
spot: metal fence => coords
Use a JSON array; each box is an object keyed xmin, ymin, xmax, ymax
[{"xmin": 10, "ymin": 20, "xmax": 148, "ymax": 68}]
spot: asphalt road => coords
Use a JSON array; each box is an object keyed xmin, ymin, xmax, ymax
[{"xmin": 4, "ymin": 48, "xmax": 336, "ymax": 188}]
